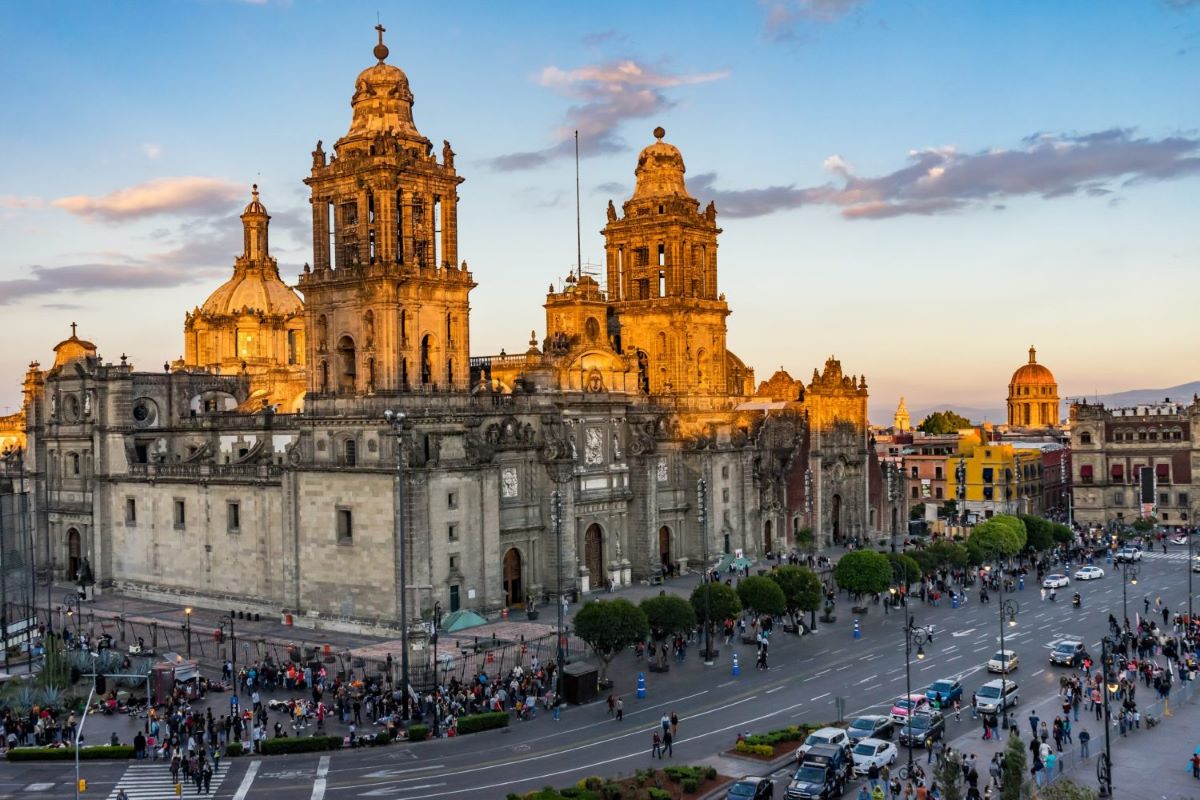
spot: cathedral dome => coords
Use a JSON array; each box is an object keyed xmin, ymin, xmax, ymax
[
  {"xmin": 1009, "ymin": 346, "xmax": 1055, "ymax": 387},
  {"xmin": 345, "ymin": 27, "xmax": 422, "ymax": 142},
  {"xmin": 51, "ymin": 324, "xmax": 97, "ymax": 368},
  {"xmin": 631, "ymin": 127, "xmax": 692, "ymax": 201},
  {"xmin": 201, "ymin": 271, "xmax": 302, "ymax": 318}
]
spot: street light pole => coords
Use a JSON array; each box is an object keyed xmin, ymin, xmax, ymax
[
  {"xmin": 998, "ymin": 599, "xmax": 1018, "ymax": 714},
  {"xmin": 1097, "ymin": 636, "xmax": 1115, "ymax": 797},
  {"xmin": 1120, "ymin": 562, "xmax": 1139, "ymax": 628},
  {"xmin": 893, "ymin": 560, "xmax": 931, "ymax": 776},
  {"xmin": 384, "ymin": 409, "xmax": 411, "ymax": 720},
  {"xmin": 552, "ymin": 490, "xmax": 565, "ymax": 676},
  {"xmin": 184, "ymin": 607, "xmax": 192, "ymax": 659},
  {"xmin": 698, "ymin": 477, "xmax": 715, "ymax": 665}
]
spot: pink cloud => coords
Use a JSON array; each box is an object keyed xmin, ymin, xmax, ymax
[{"xmin": 54, "ymin": 176, "xmax": 244, "ymax": 222}]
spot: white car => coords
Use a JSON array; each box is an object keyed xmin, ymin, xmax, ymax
[
  {"xmin": 1073, "ymin": 566, "xmax": 1105, "ymax": 580},
  {"xmin": 1192, "ymin": 556, "xmax": 1200, "ymax": 574},
  {"xmin": 852, "ymin": 738, "xmax": 898, "ymax": 775},
  {"xmin": 987, "ymin": 649, "xmax": 1019, "ymax": 673},
  {"xmin": 795, "ymin": 726, "xmax": 849, "ymax": 763},
  {"xmin": 1042, "ymin": 574, "xmax": 1070, "ymax": 589}
]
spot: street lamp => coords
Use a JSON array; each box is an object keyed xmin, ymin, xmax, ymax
[
  {"xmin": 1097, "ymin": 636, "xmax": 1117, "ymax": 797},
  {"xmin": 220, "ymin": 612, "xmax": 237, "ymax": 699},
  {"xmin": 698, "ymin": 477, "xmax": 716, "ymax": 665},
  {"xmin": 63, "ymin": 593, "xmax": 81, "ymax": 643},
  {"xmin": 383, "ymin": 409, "xmax": 412, "ymax": 720},
  {"xmin": 892, "ymin": 560, "xmax": 933, "ymax": 776},
  {"xmin": 1119, "ymin": 561, "xmax": 1139, "ymax": 629},
  {"xmin": 184, "ymin": 607, "xmax": 192, "ymax": 659},
  {"xmin": 997, "ymin": 599, "xmax": 1018, "ymax": 717},
  {"xmin": 542, "ymin": 431, "xmax": 574, "ymax": 716}
]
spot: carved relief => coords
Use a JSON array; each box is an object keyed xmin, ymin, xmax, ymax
[
  {"xmin": 501, "ymin": 466, "xmax": 519, "ymax": 498},
  {"xmin": 584, "ymin": 428, "xmax": 603, "ymax": 466}
]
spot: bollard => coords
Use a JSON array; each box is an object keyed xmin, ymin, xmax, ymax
[
  {"xmin": 732, "ymin": 652, "xmax": 741, "ymax": 676},
  {"xmin": 636, "ymin": 671, "xmax": 647, "ymax": 699},
  {"xmin": 952, "ymin": 594, "xmax": 959, "ymax": 610},
  {"xmin": 1018, "ymin": 577, "xmax": 1025, "ymax": 591},
  {"xmin": 853, "ymin": 619, "xmax": 860, "ymax": 640}
]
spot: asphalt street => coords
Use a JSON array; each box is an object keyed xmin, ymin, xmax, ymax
[{"xmin": 5, "ymin": 546, "xmax": 1197, "ymax": 799}]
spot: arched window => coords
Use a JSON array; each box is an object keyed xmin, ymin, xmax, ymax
[
  {"xmin": 71, "ymin": 452, "xmax": 80, "ymax": 476},
  {"xmin": 420, "ymin": 335, "xmax": 434, "ymax": 384},
  {"xmin": 337, "ymin": 335, "xmax": 356, "ymax": 393}
]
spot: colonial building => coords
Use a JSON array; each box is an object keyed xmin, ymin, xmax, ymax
[
  {"xmin": 1007, "ymin": 346, "xmax": 1060, "ymax": 429},
  {"xmin": 11, "ymin": 31, "xmax": 875, "ymax": 634},
  {"xmin": 1070, "ymin": 398, "xmax": 1198, "ymax": 530}
]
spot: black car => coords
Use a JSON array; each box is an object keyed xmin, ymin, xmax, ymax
[
  {"xmin": 786, "ymin": 744, "xmax": 852, "ymax": 800},
  {"xmin": 897, "ymin": 711, "xmax": 945, "ymax": 748},
  {"xmin": 727, "ymin": 776, "xmax": 774, "ymax": 800}
]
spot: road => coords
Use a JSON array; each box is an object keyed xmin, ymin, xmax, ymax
[{"xmin": 5, "ymin": 547, "xmax": 1193, "ymax": 799}]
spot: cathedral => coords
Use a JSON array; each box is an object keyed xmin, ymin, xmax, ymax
[{"xmin": 7, "ymin": 31, "xmax": 890, "ymax": 631}]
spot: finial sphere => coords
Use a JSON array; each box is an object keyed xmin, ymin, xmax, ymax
[
  {"xmin": 653, "ymin": 126, "xmax": 666, "ymax": 140},
  {"xmin": 374, "ymin": 43, "xmax": 389, "ymax": 61}
]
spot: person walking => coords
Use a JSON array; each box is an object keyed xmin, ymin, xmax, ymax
[
  {"xmin": 662, "ymin": 728, "xmax": 673, "ymax": 757},
  {"xmin": 1028, "ymin": 710, "xmax": 1040, "ymax": 738},
  {"xmin": 652, "ymin": 730, "xmax": 662, "ymax": 759},
  {"xmin": 1079, "ymin": 728, "xmax": 1090, "ymax": 758},
  {"xmin": 670, "ymin": 711, "xmax": 679, "ymax": 739},
  {"xmin": 615, "ymin": 696, "xmax": 624, "ymax": 721}
]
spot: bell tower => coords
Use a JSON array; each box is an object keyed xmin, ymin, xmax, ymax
[
  {"xmin": 602, "ymin": 127, "xmax": 731, "ymax": 396},
  {"xmin": 298, "ymin": 26, "xmax": 474, "ymax": 397}
]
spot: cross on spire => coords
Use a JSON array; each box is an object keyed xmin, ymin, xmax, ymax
[
  {"xmin": 70, "ymin": 322, "xmax": 77, "ymax": 338},
  {"xmin": 376, "ymin": 23, "xmax": 385, "ymax": 44},
  {"xmin": 373, "ymin": 23, "xmax": 390, "ymax": 62}
]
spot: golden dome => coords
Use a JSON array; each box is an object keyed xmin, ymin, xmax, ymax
[
  {"xmin": 201, "ymin": 270, "xmax": 302, "ymax": 318},
  {"xmin": 1009, "ymin": 345, "xmax": 1056, "ymax": 386},
  {"xmin": 631, "ymin": 127, "xmax": 692, "ymax": 201},
  {"xmin": 242, "ymin": 183, "xmax": 267, "ymax": 216},
  {"xmin": 345, "ymin": 26, "xmax": 422, "ymax": 143},
  {"xmin": 52, "ymin": 323, "xmax": 97, "ymax": 368}
]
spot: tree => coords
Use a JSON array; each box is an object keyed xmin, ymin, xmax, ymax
[
  {"xmin": 932, "ymin": 748, "xmax": 964, "ymax": 800},
  {"xmin": 1000, "ymin": 729, "xmax": 1028, "ymax": 800},
  {"xmin": 910, "ymin": 503, "xmax": 926, "ymax": 521},
  {"xmin": 833, "ymin": 550, "xmax": 892, "ymax": 601},
  {"xmin": 794, "ymin": 527, "xmax": 814, "ymax": 552},
  {"xmin": 689, "ymin": 582, "xmax": 742, "ymax": 628},
  {"xmin": 639, "ymin": 594, "xmax": 696, "ymax": 670},
  {"xmin": 1132, "ymin": 516, "xmax": 1156, "ymax": 534},
  {"xmin": 917, "ymin": 410, "xmax": 973, "ymax": 435},
  {"xmin": 736, "ymin": 576, "xmax": 787, "ymax": 619},
  {"xmin": 1049, "ymin": 522, "xmax": 1073, "ymax": 545},
  {"xmin": 572, "ymin": 599, "xmax": 649, "ymax": 682},
  {"xmin": 967, "ymin": 516, "xmax": 1027, "ymax": 563},
  {"xmin": 887, "ymin": 552, "xmax": 923, "ymax": 586},
  {"xmin": 1019, "ymin": 514, "xmax": 1053, "ymax": 552},
  {"xmin": 769, "ymin": 565, "xmax": 823, "ymax": 631}
]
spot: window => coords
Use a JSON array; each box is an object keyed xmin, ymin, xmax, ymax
[
  {"xmin": 1113, "ymin": 492, "xmax": 1124, "ymax": 506},
  {"xmin": 124, "ymin": 498, "xmax": 136, "ymax": 525},
  {"xmin": 1179, "ymin": 493, "xmax": 1190, "ymax": 507},
  {"xmin": 337, "ymin": 508, "xmax": 353, "ymax": 544},
  {"xmin": 721, "ymin": 465, "xmax": 729, "ymax": 479},
  {"xmin": 173, "ymin": 499, "xmax": 186, "ymax": 529},
  {"xmin": 1159, "ymin": 493, "xmax": 1169, "ymax": 506},
  {"xmin": 343, "ymin": 439, "xmax": 357, "ymax": 467},
  {"xmin": 983, "ymin": 486, "xmax": 994, "ymax": 500},
  {"xmin": 1080, "ymin": 432, "xmax": 1092, "ymax": 445},
  {"xmin": 982, "ymin": 467, "xmax": 994, "ymax": 483},
  {"xmin": 935, "ymin": 487, "xmax": 944, "ymax": 499},
  {"xmin": 911, "ymin": 466, "xmax": 919, "ymax": 478},
  {"xmin": 447, "ymin": 491, "xmax": 458, "ymax": 510},
  {"xmin": 227, "ymin": 502, "xmax": 241, "ymax": 533},
  {"xmin": 722, "ymin": 488, "xmax": 729, "ymax": 503},
  {"xmin": 448, "ymin": 523, "xmax": 459, "ymax": 542},
  {"xmin": 71, "ymin": 453, "xmax": 80, "ymax": 475},
  {"xmin": 1079, "ymin": 465, "xmax": 1093, "ymax": 485},
  {"xmin": 935, "ymin": 466, "xmax": 943, "ymax": 480},
  {"xmin": 911, "ymin": 487, "xmax": 919, "ymax": 499}
]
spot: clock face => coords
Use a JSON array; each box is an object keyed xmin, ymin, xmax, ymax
[{"xmin": 501, "ymin": 467, "xmax": 519, "ymax": 498}]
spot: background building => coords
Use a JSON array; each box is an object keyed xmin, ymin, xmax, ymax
[{"xmin": 1007, "ymin": 346, "xmax": 1060, "ymax": 428}]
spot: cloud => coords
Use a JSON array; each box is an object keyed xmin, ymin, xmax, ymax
[
  {"xmin": 693, "ymin": 128, "xmax": 1200, "ymax": 220},
  {"xmin": 54, "ymin": 176, "xmax": 244, "ymax": 222},
  {"xmin": 762, "ymin": 0, "xmax": 866, "ymax": 39},
  {"xmin": 0, "ymin": 195, "xmax": 46, "ymax": 210},
  {"xmin": 593, "ymin": 181, "xmax": 627, "ymax": 195},
  {"xmin": 582, "ymin": 30, "xmax": 625, "ymax": 47},
  {"xmin": 488, "ymin": 60, "xmax": 728, "ymax": 171},
  {"xmin": 0, "ymin": 261, "xmax": 223, "ymax": 306},
  {"xmin": 141, "ymin": 143, "xmax": 163, "ymax": 160},
  {"xmin": 1164, "ymin": 0, "xmax": 1200, "ymax": 8}
]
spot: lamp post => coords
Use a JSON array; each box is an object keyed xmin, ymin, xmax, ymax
[
  {"xmin": 183, "ymin": 607, "xmax": 192, "ymax": 659},
  {"xmin": 698, "ymin": 477, "xmax": 715, "ymax": 665},
  {"xmin": 383, "ymin": 409, "xmax": 412, "ymax": 720},
  {"xmin": 997, "ymin": 599, "xmax": 1018, "ymax": 712},
  {"xmin": 1097, "ymin": 636, "xmax": 1116, "ymax": 797},
  {"xmin": 430, "ymin": 629, "xmax": 440, "ymax": 738},
  {"xmin": 1119, "ymin": 561, "xmax": 1139, "ymax": 628},
  {"xmin": 956, "ymin": 457, "xmax": 967, "ymax": 526},
  {"xmin": 893, "ymin": 560, "xmax": 932, "ymax": 776},
  {"xmin": 543, "ymin": 432, "xmax": 574, "ymax": 713},
  {"xmin": 221, "ymin": 612, "xmax": 237, "ymax": 699},
  {"xmin": 63, "ymin": 592, "xmax": 81, "ymax": 643}
]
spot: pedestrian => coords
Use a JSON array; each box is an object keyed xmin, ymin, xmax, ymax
[
  {"xmin": 1191, "ymin": 752, "xmax": 1200, "ymax": 779},
  {"xmin": 616, "ymin": 697, "xmax": 624, "ymax": 721},
  {"xmin": 1028, "ymin": 710, "xmax": 1039, "ymax": 738},
  {"xmin": 202, "ymin": 761, "xmax": 213, "ymax": 795},
  {"xmin": 953, "ymin": 698, "xmax": 961, "ymax": 722},
  {"xmin": 662, "ymin": 728, "xmax": 673, "ymax": 757},
  {"xmin": 660, "ymin": 712, "xmax": 670, "ymax": 735},
  {"xmin": 652, "ymin": 730, "xmax": 662, "ymax": 759},
  {"xmin": 1079, "ymin": 728, "xmax": 1090, "ymax": 759},
  {"xmin": 607, "ymin": 694, "xmax": 615, "ymax": 716},
  {"xmin": 670, "ymin": 711, "xmax": 679, "ymax": 738}
]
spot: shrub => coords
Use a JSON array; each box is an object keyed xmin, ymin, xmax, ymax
[
  {"xmin": 259, "ymin": 735, "xmax": 342, "ymax": 755},
  {"xmin": 407, "ymin": 724, "xmax": 429, "ymax": 742},
  {"xmin": 682, "ymin": 778, "xmax": 699, "ymax": 793},
  {"xmin": 225, "ymin": 741, "xmax": 244, "ymax": 757},
  {"xmin": 603, "ymin": 783, "xmax": 622, "ymax": 800},
  {"xmin": 373, "ymin": 730, "xmax": 391, "ymax": 746},
  {"xmin": 705, "ymin": 766, "xmax": 717, "ymax": 780},
  {"xmin": 734, "ymin": 741, "xmax": 773, "ymax": 757},
  {"xmin": 583, "ymin": 776, "xmax": 603, "ymax": 791},
  {"xmin": 648, "ymin": 789, "xmax": 671, "ymax": 800},
  {"xmin": 456, "ymin": 711, "xmax": 510, "ymax": 735},
  {"xmin": 8, "ymin": 745, "xmax": 134, "ymax": 761}
]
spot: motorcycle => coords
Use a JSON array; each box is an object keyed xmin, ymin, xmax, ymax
[{"xmin": 1072, "ymin": 593, "xmax": 1081, "ymax": 609}]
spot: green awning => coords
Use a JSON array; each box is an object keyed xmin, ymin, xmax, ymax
[{"xmin": 440, "ymin": 609, "xmax": 488, "ymax": 633}]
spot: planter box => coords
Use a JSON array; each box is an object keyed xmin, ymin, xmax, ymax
[{"xmin": 820, "ymin": 615, "xmax": 836, "ymax": 624}]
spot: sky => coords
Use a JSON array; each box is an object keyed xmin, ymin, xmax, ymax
[{"xmin": 1, "ymin": 0, "xmax": 1198, "ymax": 421}]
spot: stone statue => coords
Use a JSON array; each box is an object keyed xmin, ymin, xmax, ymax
[
  {"xmin": 442, "ymin": 139, "xmax": 455, "ymax": 169},
  {"xmin": 83, "ymin": 392, "xmax": 91, "ymax": 417},
  {"xmin": 607, "ymin": 199, "xmax": 617, "ymax": 222},
  {"xmin": 704, "ymin": 200, "xmax": 716, "ymax": 222},
  {"xmin": 312, "ymin": 140, "xmax": 326, "ymax": 168}
]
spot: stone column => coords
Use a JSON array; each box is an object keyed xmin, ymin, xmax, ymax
[
  {"xmin": 442, "ymin": 194, "xmax": 458, "ymax": 269},
  {"xmin": 400, "ymin": 191, "xmax": 415, "ymax": 266},
  {"xmin": 377, "ymin": 189, "xmax": 395, "ymax": 264},
  {"xmin": 311, "ymin": 198, "xmax": 329, "ymax": 271}
]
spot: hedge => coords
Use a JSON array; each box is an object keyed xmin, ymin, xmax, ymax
[
  {"xmin": 260, "ymin": 735, "xmax": 343, "ymax": 755},
  {"xmin": 742, "ymin": 724, "xmax": 817, "ymax": 748},
  {"xmin": 456, "ymin": 711, "xmax": 510, "ymax": 735},
  {"xmin": 225, "ymin": 741, "xmax": 244, "ymax": 757},
  {"xmin": 8, "ymin": 745, "xmax": 134, "ymax": 761},
  {"xmin": 735, "ymin": 741, "xmax": 773, "ymax": 757},
  {"xmin": 407, "ymin": 724, "xmax": 429, "ymax": 742}
]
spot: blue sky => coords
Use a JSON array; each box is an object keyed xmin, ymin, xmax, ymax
[{"xmin": 1, "ymin": 0, "xmax": 1198, "ymax": 419}]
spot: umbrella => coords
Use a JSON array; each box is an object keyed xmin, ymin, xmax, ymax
[
  {"xmin": 732, "ymin": 556, "xmax": 753, "ymax": 570},
  {"xmin": 440, "ymin": 610, "xmax": 488, "ymax": 633}
]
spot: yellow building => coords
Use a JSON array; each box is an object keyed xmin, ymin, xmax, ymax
[
  {"xmin": 946, "ymin": 432, "xmax": 1043, "ymax": 519},
  {"xmin": 1007, "ymin": 345, "xmax": 1059, "ymax": 428}
]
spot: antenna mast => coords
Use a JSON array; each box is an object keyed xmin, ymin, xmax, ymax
[{"xmin": 574, "ymin": 130, "xmax": 582, "ymax": 278}]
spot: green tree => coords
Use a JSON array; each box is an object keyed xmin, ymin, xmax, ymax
[
  {"xmin": 917, "ymin": 410, "xmax": 973, "ymax": 435},
  {"xmin": 768, "ymin": 565, "xmax": 823, "ymax": 631},
  {"xmin": 1000, "ymin": 729, "xmax": 1028, "ymax": 800},
  {"xmin": 933, "ymin": 749, "xmax": 964, "ymax": 800},
  {"xmin": 572, "ymin": 598, "xmax": 649, "ymax": 682},
  {"xmin": 833, "ymin": 550, "xmax": 892, "ymax": 601},
  {"xmin": 689, "ymin": 582, "xmax": 742, "ymax": 628},
  {"xmin": 910, "ymin": 503, "xmax": 926, "ymax": 521},
  {"xmin": 887, "ymin": 552, "xmax": 923, "ymax": 586},
  {"xmin": 1019, "ymin": 514, "xmax": 1053, "ymax": 552},
  {"xmin": 1050, "ymin": 522, "xmax": 1074, "ymax": 544},
  {"xmin": 736, "ymin": 575, "xmax": 787, "ymax": 619},
  {"xmin": 794, "ymin": 527, "xmax": 814, "ymax": 552},
  {"xmin": 1132, "ymin": 516, "xmax": 1156, "ymax": 534},
  {"xmin": 967, "ymin": 516, "xmax": 1027, "ymax": 563},
  {"xmin": 639, "ymin": 594, "xmax": 696, "ymax": 670}
]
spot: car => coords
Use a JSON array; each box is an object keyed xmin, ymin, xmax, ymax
[
  {"xmin": 987, "ymin": 649, "xmax": 1019, "ymax": 673},
  {"xmin": 1050, "ymin": 640, "xmax": 1087, "ymax": 667},
  {"xmin": 890, "ymin": 693, "xmax": 931, "ymax": 724},
  {"xmin": 727, "ymin": 776, "xmax": 774, "ymax": 800},
  {"xmin": 1192, "ymin": 556, "xmax": 1200, "ymax": 574},
  {"xmin": 1042, "ymin": 574, "xmax": 1070, "ymax": 589},
  {"xmin": 787, "ymin": 744, "xmax": 854, "ymax": 800},
  {"xmin": 1115, "ymin": 547, "xmax": 1142, "ymax": 563},
  {"xmin": 851, "ymin": 738, "xmax": 898, "ymax": 775},
  {"xmin": 897, "ymin": 711, "xmax": 945, "ymax": 747},
  {"xmin": 925, "ymin": 679, "xmax": 963, "ymax": 709},
  {"xmin": 846, "ymin": 714, "xmax": 893, "ymax": 744},
  {"xmin": 974, "ymin": 679, "xmax": 1019, "ymax": 713},
  {"xmin": 1074, "ymin": 566, "xmax": 1105, "ymax": 580},
  {"xmin": 795, "ymin": 726, "xmax": 849, "ymax": 763},
  {"xmin": 1171, "ymin": 534, "xmax": 1189, "ymax": 546}
]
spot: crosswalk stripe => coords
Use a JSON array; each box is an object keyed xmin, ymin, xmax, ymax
[{"xmin": 105, "ymin": 761, "xmax": 230, "ymax": 799}]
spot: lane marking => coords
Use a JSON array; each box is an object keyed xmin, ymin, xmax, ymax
[
  {"xmin": 767, "ymin": 686, "xmax": 785, "ymax": 694},
  {"xmin": 312, "ymin": 755, "xmax": 331, "ymax": 800},
  {"xmin": 811, "ymin": 692, "xmax": 831, "ymax": 700},
  {"xmin": 233, "ymin": 760, "xmax": 262, "ymax": 800},
  {"xmin": 855, "ymin": 674, "xmax": 878, "ymax": 685}
]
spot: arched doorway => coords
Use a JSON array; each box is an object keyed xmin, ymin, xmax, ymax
[
  {"xmin": 336, "ymin": 335, "xmax": 356, "ymax": 392},
  {"xmin": 764, "ymin": 520, "xmax": 773, "ymax": 555},
  {"xmin": 584, "ymin": 524, "xmax": 604, "ymax": 586},
  {"xmin": 502, "ymin": 548, "xmax": 523, "ymax": 607},
  {"xmin": 658, "ymin": 526, "xmax": 671, "ymax": 575},
  {"xmin": 67, "ymin": 528, "xmax": 81, "ymax": 582},
  {"xmin": 830, "ymin": 494, "xmax": 842, "ymax": 543}
]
